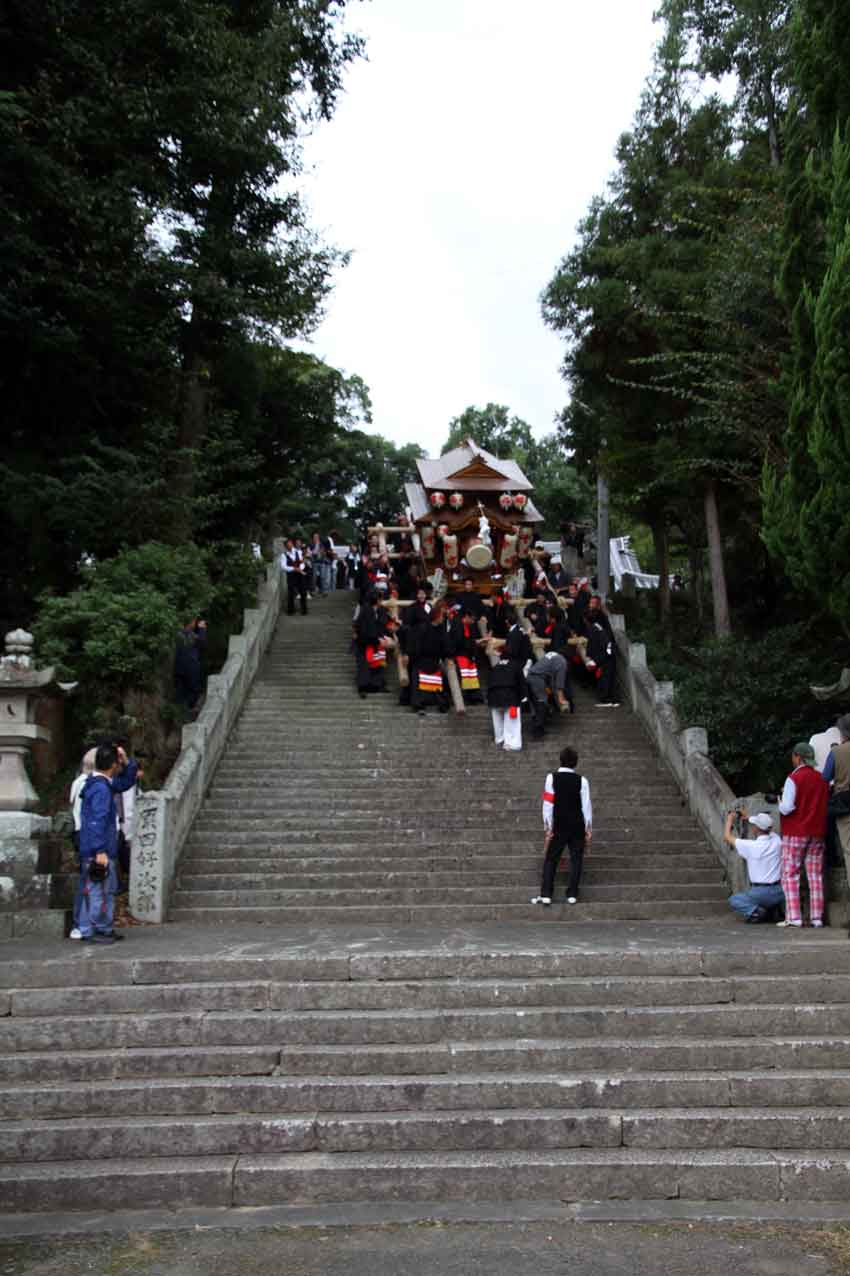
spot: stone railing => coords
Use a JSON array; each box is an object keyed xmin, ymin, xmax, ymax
[
  {"xmin": 130, "ymin": 556, "xmax": 282, "ymax": 923},
  {"xmin": 610, "ymin": 613, "xmax": 849, "ymax": 923}
]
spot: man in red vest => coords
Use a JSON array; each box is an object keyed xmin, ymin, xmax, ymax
[{"xmin": 777, "ymin": 741, "xmax": 829, "ymax": 927}]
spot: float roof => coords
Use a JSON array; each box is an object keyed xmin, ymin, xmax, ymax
[{"xmin": 415, "ymin": 438, "xmax": 533, "ymax": 492}]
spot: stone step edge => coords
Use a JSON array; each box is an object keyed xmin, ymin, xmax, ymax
[
  {"xmin": 3, "ymin": 946, "xmax": 846, "ymax": 990},
  {"xmin": 3, "ymin": 1148, "xmax": 850, "ymax": 1212},
  {"xmin": 5, "ymin": 1065, "xmax": 850, "ymax": 1096},
  {"xmin": 8, "ymin": 971, "xmax": 837, "ymax": 1012},
  {"xmin": 4, "ymin": 1196, "xmax": 850, "ymax": 1241}
]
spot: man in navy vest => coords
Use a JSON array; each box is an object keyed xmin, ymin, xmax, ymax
[{"xmin": 531, "ymin": 745, "xmax": 592, "ymax": 906}]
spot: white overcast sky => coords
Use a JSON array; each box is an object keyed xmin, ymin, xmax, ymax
[{"xmin": 296, "ymin": 0, "xmax": 661, "ymax": 455}]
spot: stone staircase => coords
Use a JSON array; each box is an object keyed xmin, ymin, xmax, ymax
[
  {"xmin": 3, "ymin": 931, "xmax": 850, "ymax": 1213},
  {"xmin": 171, "ymin": 593, "xmax": 728, "ymax": 924},
  {"xmin": 4, "ymin": 591, "xmax": 850, "ymax": 1221}
]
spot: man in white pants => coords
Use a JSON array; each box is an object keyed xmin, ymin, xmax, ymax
[{"xmin": 486, "ymin": 655, "xmax": 525, "ymax": 751}]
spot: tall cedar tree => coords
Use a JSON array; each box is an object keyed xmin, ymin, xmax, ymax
[
  {"xmin": 0, "ymin": 1, "xmax": 360, "ymax": 624},
  {"xmin": 762, "ymin": 0, "xmax": 850, "ymax": 635}
]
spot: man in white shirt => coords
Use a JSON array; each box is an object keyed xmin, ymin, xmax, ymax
[
  {"xmin": 722, "ymin": 810, "xmax": 784, "ymax": 923},
  {"xmin": 531, "ymin": 745, "xmax": 592, "ymax": 906},
  {"xmin": 281, "ymin": 537, "xmax": 308, "ymax": 615}
]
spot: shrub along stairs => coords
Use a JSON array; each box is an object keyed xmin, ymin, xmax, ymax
[{"xmin": 4, "ymin": 592, "xmax": 850, "ymax": 1221}]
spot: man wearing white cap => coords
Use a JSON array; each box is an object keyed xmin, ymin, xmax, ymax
[{"xmin": 722, "ymin": 809, "xmax": 784, "ymax": 923}]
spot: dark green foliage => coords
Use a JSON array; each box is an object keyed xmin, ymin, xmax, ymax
[
  {"xmin": 442, "ymin": 405, "xmax": 536, "ymax": 460},
  {"xmin": 762, "ymin": 0, "xmax": 850, "ymax": 637},
  {"xmin": 0, "ymin": 0, "xmax": 362, "ymax": 627},
  {"xmin": 33, "ymin": 541, "xmax": 260, "ymax": 703},
  {"xmin": 673, "ymin": 625, "xmax": 842, "ymax": 791}
]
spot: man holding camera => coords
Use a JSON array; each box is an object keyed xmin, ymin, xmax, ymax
[
  {"xmin": 74, "ymin": 743, "xmax": 139, "ymax": 944},
  {"xmin": 723, "ymin": 809, "xmax": 784, "ymax": 923}
]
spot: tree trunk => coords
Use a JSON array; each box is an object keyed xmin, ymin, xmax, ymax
[
  {"xmin": 762, "ymin": 73, "xmax": 782, "ymax": 170},
  {"xmin": 651, "ymin": 516, "xmax": 671, "ymax": 629},
  {"xmin": 704, "ymin": 479, "xmax": 731, "ymax": 638},
  {"xmin": 596, "ymin": 471, "xmax": 610, "ymax": 599}
]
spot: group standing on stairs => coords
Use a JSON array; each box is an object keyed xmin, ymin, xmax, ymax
[{"xmin": 346, "ymin": 568, "xmax": 620, "ymax": 749}]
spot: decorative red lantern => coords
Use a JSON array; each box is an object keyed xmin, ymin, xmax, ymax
[
  {"xmin": 499, "ymin": 492, "xmax": 514, "ymax": 512},
  {"xmin": 513, "ymin": 492, "xmax": 528, "ymax": 511},
  {"xmin": 449, "ymin": 491, "xmax": 464, "ymax": 510},
  {"xmin": 429, "ymin": 490, "xmax": 446, "ymax": 509},
  {"xmin": 437, "ymin": 523, "xmax": 449, "ymax": 537}
]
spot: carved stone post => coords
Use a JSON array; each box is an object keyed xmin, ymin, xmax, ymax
[{"xmin": 0, "ymin": 629, "xmax": 64, "ymax": 939}]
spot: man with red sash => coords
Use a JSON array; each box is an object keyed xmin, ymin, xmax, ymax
[
  {"xmin": 354, "ymin": 591, "xmax": 389, "ymax": 698},
  {"xmin": 411, "ymin": 602, "xmax": 449, "ymax": 715},
  {"xmin": 777, "ymin": 740, "xmax": 829, "ymax": 927},
  {"xmin": 532, "ymin": 745, "xmax": 592, "ymax": 905},
  {"xmin": 447, "ymin": 604, "xmax": 483, "ymax": 705}
]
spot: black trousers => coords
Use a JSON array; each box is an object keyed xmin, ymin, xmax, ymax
[
  {"xmin": 356, "ymin": 649, "xmax": 385, "ymax": 693},
  {"xmin": 287, "ymin": 572, "xmax": 308, "ymax": 615},
  {"xmin": 596, "ymin": 658, "xmax": 617, "ymax": 702},
  {"xmin": 541, "ymin": 834, "xmax": 584, "ymax": 899}
]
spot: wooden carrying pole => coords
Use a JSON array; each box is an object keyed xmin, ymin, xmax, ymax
[{"xmin": 444, "ymin": 659, "xmax": 466, "ymax": 715}]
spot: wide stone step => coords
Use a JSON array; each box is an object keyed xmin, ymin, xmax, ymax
[
  {"xmin": 189, "ymin": 814, "xmax": 699, "ymax": 834},
  {"xmin": 6, "ymin": 1105, "xmax": 850, "ymax": 1165},
  {"xmin": 6, "ymin": 1027, "xmax": 847, "ymax": 1087},
  {"xmin": 175, "ymin": 868, "xmax": 722, "ymax": 890},
  {"xmin": 9, "ymin": 973, "xmax": 847, "ymax": 1021},
  {"xmin": 179, "ymin": 847, "xmax": 710, "ymax": 867},
  {"xmin": 183, "ymin": 832, "xmax": 704, "ymax": 852},
  {"xmin": 167, "ymin": 900, "xmax": 731, "ymax": 925},
  {"xmin": 178, "ymin": 855, "xmax": 721, "ymax": 876},
  {"xmin": 8, "ymin": 1069, "xmax": 850, "ymax": 1122},
  {"xmin": 169, "ymin": 884, "xmax": 726, "ymax": 908},
  {"xmin": 8, "ymin": 972, "xmax": 766, "ymax": 1017},
  {"xmin": 6, "ymin": 1001, "xmax": 842, "ymax": 1054},
  {"xmin": 9, "ymin": 940, "xmax": 845, "ymax": 990},
  {"xmin": 7, "ymin": 1145, "xmax": 844, "ymax": 1213}
]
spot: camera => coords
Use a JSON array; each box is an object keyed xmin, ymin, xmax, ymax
[{"xmin": 87, "ymin": 860, "xmax": 109, "ymax": 883}]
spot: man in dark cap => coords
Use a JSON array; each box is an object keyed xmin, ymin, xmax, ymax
[{"xmin": 824, "ymin": 714, "xmax": 850, "ymax": 887}]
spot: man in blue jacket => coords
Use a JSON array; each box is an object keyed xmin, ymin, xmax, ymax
[{"xmin": 75, "ymin": 743, "xmax": 139, "ymax": 944}]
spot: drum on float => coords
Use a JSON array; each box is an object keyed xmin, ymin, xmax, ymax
[{"xmin": 465, "ymin": 536, "xmax": 493, "ymax": 571}]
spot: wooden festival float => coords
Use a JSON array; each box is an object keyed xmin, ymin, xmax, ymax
[
  {"xmin": 403, "ymin": 437, "xmax": 543, "ymax": 596},
  {"xmin": 367, "ymin": 440, "xmax": 545, "ymax": 712}
]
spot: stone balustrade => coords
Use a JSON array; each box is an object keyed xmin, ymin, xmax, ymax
[{"xmin": 130, "ymin": 555, "xmax": 283, "ymax": 924}]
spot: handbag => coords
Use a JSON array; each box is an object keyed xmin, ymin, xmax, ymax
[{"xmin": 828, "ymin": 790, "xmax": 850, "ymax": 818}]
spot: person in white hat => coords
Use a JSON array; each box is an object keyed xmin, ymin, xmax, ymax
[{"xmin": 722, "ymin": 808, "xmax": 784, "ymax": 923}]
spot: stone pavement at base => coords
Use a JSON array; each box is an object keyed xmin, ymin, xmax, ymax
[
  {"xmin": 2, "ymin": 1219, "xmax": 847, "ymax": 1276},
  {"xmin": 1, "ymin": 916, "xmax": 842, "ymax": 969}
]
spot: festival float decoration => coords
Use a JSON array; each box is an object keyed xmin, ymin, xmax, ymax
[
  {"xmin": 439, "ymin": 526, "xmax": 460, "ymax": 569},
  {"xmin": 517, "ymin": 525, "xmax": 535, "ymax": 558},
  {"xmin": 403, "ymin": 438, "xmax": 542, "ymax": 594},
  {"xmin": 499, "ymin": 531, "xmax": 518, "ymax": 570},
  {"xmin": 420, "ymin": 524, "xmax": 437, "ymax": 558}
]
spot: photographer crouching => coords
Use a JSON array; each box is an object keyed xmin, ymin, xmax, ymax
[{"xmin": 722, "ymin": 808, "xmax": 784, "ymax": 924}]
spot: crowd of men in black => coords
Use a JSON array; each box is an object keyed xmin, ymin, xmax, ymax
[{"xmin": 351, "ymin": 543, "xmax": 619, "ymax": 742}]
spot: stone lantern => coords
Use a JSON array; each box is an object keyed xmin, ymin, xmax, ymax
[{"xmin": 0, "ymin": 628, "xmax": 69, "ymax": 939}]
